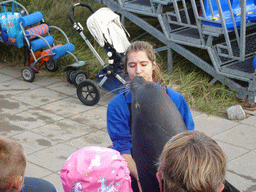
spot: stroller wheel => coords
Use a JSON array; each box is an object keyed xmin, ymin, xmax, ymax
[
  {"xmin": 77, "ymin": 80, "xmax": 100, "ymax": 106},
  {"xmin": 66, "ymin": 68, "xmax": 77, "ymax": 84},
  {"xmin": 73, "ymin": 70, "xmax": 87, "ymax": 87},
  {"xmin": 45, "ymin": 59, "xmax": 58, "ymax": 72},
  {"xmin": 22, "ymin": 67, "xmax": 35, "ymax": 82}
]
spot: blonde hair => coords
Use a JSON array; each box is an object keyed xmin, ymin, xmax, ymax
[
  {"xmin": 0, "ymin": 138, "xmax": 26, "ymax": 191},
  {"xmin": 158, "ymin": 131, "xmax": 226, "ymax": 192},
  {"xmin": 124, "ymin": 41, "xmax": 165, "ymax": 86}
]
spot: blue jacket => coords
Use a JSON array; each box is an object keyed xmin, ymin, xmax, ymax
[{"xmin": 107, "ymin": 86, "xmax": 195, "ymax": 155}]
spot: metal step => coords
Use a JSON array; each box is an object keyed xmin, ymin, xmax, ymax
[
  {"xmin": 217, "ymin": 33, "xmax": 256, "ymax": 63},
  {"xmin": 170, "ymin": 28, "xmax": 202, "ymax": 45},
  {"xmin": 221, "ymin": 57, "xmax": 255, "ymax": 79},
  {"xmin": 122, "ymin": 0, "xmax": 153, "ymax": 12}
]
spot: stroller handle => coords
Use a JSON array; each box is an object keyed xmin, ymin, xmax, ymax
[{"xmin": 68, "ymin": 3, "xmax": 95, "ymax": 25}]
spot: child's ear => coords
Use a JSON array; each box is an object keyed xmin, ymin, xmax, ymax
[
  {"xmin": 156, "ymin": 171, "xmax": 163, "ymax": 192},
  {"xmin": 13, "ymin": 175, "xmax": 24, "ymax": 190},
  {"xmin": 153, "ymin": 61, "xmax": 156, "ymax": 70},
  {"xmin": 219, "ymin": 183, "xmax": 225, "ymax": 192}
]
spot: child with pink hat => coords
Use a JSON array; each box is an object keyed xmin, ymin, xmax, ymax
[{"xmin": 60, "ymin": 146, "xmax": 133, "ymax": 192}]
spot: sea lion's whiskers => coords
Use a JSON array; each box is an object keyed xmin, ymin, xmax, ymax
[
  {"xmin": 123, "ymin": 83, "xmax": 131, "ymax": 97},
  {"xmin": 102, "ymin": 85, "xmax": 127, "ymax": 97}
]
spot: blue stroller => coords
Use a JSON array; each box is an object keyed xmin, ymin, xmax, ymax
[
  {"xmin": 0, "ymin": 0, "xmax": 83, "ymax": 82},
  {"xmin": 66, "ymin": 3, "xmax": 130, "ymax": 106}
]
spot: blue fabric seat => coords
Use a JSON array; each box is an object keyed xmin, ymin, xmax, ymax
[
  {"xmin": 232, "ymin": 0, "xmax": 256, "ymax": 22},
  {"xmin": 202, "ymin": 0, "xmax": 248, "ymax": 30},
  {"xmin": 245, "ymin": 0, "xmax": 256, "ymax": 22}
]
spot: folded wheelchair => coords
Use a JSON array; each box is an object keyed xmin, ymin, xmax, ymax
[{"xmin": 0, "ymin": 0, "xmax": 83, "ymax": 82}]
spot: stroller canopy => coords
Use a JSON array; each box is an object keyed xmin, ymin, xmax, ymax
[{"xmin": 87, "ymin": 7, "xmax": 130, "ymax": 53}]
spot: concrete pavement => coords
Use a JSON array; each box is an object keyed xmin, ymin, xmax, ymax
[{"xmin": 0, "ymin": 63, "xmax": 255, "ymax": 192}]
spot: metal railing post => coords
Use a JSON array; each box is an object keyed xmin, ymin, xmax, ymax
[{"xmin": 239, "ymin": 0, "xmax": 246, "ymax": 61}]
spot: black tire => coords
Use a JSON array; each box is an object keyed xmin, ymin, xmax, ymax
[
  {"xmin": 77, "ymin": 80, "xmax": 100, "ymax": 106},
  {"xmin": 72, "ymin": 70, "xmax": 87, "ymax": 86},
  {"xmin": 45, "ymin": 59, "xmax": 58, "ymax": 72},
  {"xmin": 66, "ymin": 68, "xmax": 77, "ymax": 84},
  {"xmin": 22, "ymin": 67, "xmax": 35, "ymax": 82}
]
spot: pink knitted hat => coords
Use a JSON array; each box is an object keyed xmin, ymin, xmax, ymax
[{"xmin": 60, "ymin": 146, "xmax": 133, "ymax": 192}]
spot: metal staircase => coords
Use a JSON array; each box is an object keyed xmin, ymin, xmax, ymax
[{"xmin": 94, "ymin": 0, "xmax": 256, "ymax": 104}]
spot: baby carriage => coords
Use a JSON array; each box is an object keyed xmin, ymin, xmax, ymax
[
  {"xmin": 65, "ymin": 3, "xmax": 130, "ymax": 106},
  {"xmin": 0, "ymin": 0, "xmax": 83, "ymax": 82}
]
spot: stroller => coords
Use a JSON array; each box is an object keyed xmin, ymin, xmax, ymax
[
  {"xmin": 0, "ymin": 0, "xmax": 83, "ymax": 82},
  {"xmin": 65, "ymin": 3, "xmax": 130, "ymax": 106}
]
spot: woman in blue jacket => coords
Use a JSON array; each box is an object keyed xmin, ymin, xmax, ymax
[{"xmin": 107, "ymin": 41, "xmax": 194, "ymax": 191}]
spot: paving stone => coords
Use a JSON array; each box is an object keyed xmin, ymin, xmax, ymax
[
  {"xmin": 0, "ymin": 118, "xmax": 26, "ymax": 137},
  {"xmin": 27, "ymin": 144, "xmax": 78, "ymax": 172},
  {"xmin": 46, "ymin": 81, "xmax": 77, "ymax": 96},
  {"xmin": 240, "ymin": 116, "xmax": 256, "ymax": 126},
  {"xmin": 226, "ymin": 170, "xmax": 256, "ymax": 192},
  {"xmin": 0, "ymin": 79, "xmax": 39, "ymax": 96},
  {"xmin": 65, "ymin": 130, "xmax": 112, "ymax": 149},
  {"xmin": 25, "ymin": 162, "xmax": 53, "ymax": 178},
  {"xmin": 0, "ymin": 66, "xmax": 22, "ymax": 78},
  {"xmin": 194, "ymin": 114, "xmax": 239, "ymax": 137},
  {"xmin": 12, "ymin": 87, "xmax": 68, "ymax": 107},
  {"xmin": 3, "ymin": 108, "xmax": 63, "ymax": 130},
  {"xmin": 0, "ymin": 73, "xmax": 14, "ymax": 82},
  {"xmin": 190, "ymin": 110, "xmax": 202, "ymax": 118},
  {"xmin": 31, "ymin": 74, "xmax": 64, "ymax": 87},
  {"xmin": 69, "ymin": 107, "xmax": 107, "ymax": 130},
  {"xmin": 213, "ymin": 124, "xmax": 256, "ymax": 150},
  {"xmin": 32, "ymin": 119, "xmax": 95, "ymax": 143},
  {"xmin": 215, "ymin": 140, "xmax": 250, "ymax": 162},
  {"xmin": 40, "ymin": 97, "xmax": 95, "ymax": 118},
  {"xmin": 227, "ymin": 151, "xmax": 256, "ymax": 179},
  {"xmin": 10, "ymin": 131, "xmax": 58, "ymax": 155},
  {"xmin": 0, "ymin": 135, "xmax": 8, "ymax": 140},
  {"xmin": 42, "ymin": 173, "xmax": 64, "ymax": 192},
  {"xmin": 0, "ymin": 97, "xmax": 32, "ymax": 114}
]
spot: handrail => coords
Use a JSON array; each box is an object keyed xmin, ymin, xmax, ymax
[
  {"xmin": 216, "ymin": 0, "xmax": 233, "ymax": 57},
  {"xmin": 239, "ymin": 0, "xmax": 246, "ymax": 61}
]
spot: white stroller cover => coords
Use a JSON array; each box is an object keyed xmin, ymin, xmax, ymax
[{"xmin": 86, "ymin": 7, "xmax": 130, "ymax": 53}]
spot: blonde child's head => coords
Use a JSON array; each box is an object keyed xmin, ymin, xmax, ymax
[
  {"xmin": 0, "ymin": 138, "xmax": 26, "ymax": 192},
  {"xmin": 157, "ymin": 131, "xmax": 226, "ymax": 192}
]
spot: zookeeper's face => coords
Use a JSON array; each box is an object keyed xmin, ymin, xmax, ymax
[{"xmin": 127, "ymin": 51, "xmax": 155, "ymax": 82}]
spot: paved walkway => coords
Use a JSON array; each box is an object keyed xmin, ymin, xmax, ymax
[{"xmin": 0, "ymin": 64, "xmax": 255, "ymax": 192}]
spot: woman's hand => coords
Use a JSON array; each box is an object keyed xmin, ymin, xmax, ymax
[
  {"xmin": 121, "ymin": 154, "xmax": 138, "ymax": 178},
  {"xmin": 122, "ymin": 154, "xmax": 143, "ymax": 191},
  {"xmin": 137, "ymin": 179, "xmax": 143, "ymax": 192}
]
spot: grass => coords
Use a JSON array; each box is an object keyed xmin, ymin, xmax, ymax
[
  {"xmin": 0, "ymin": 0, "xmax": 242, "ymax": 118},
  {"xmin": 163, "ymin": 58, "xmax": 240, "ymax": 117}
]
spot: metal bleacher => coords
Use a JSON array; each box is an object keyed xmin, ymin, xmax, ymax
[{"xmin": 94, "ymin": 0, "xmax": 256, "ymax": 104}]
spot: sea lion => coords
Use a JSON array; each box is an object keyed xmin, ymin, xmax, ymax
[{"xmin": 130, "ymin": 76, "xmax": 187, "ymax": 192}]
